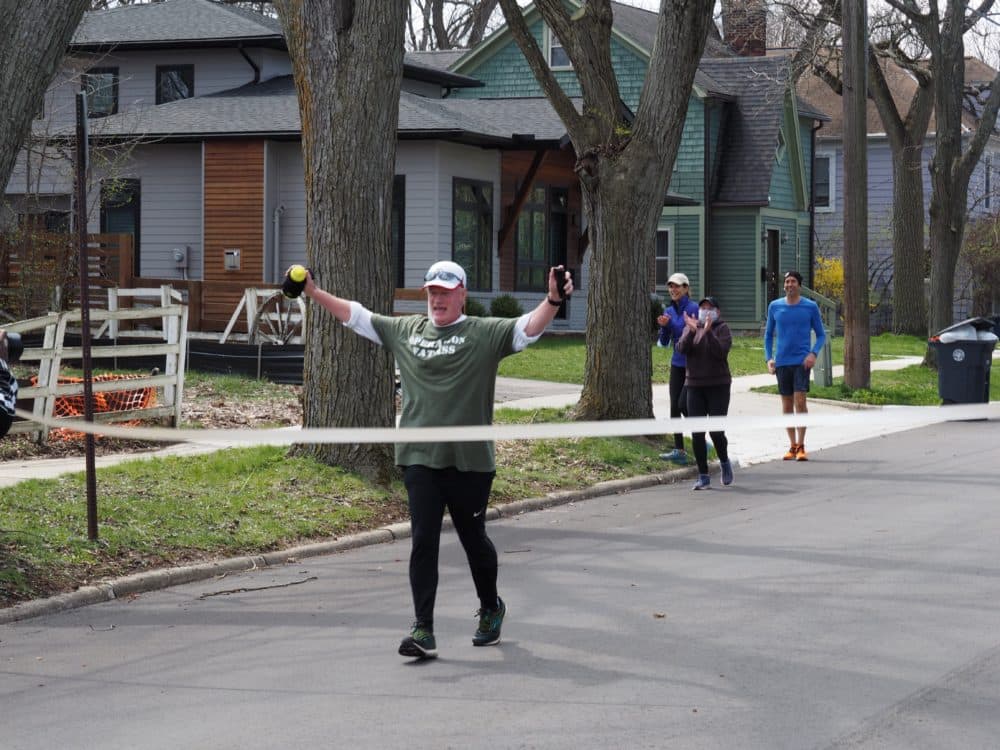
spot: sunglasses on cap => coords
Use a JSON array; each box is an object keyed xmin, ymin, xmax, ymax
[{"xmin": 423, "ymin": 269, "xmax": 464, "ymax": 285}]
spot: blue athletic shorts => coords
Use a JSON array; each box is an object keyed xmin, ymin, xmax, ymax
[{"xmin": 775, "ymin": 364, "xmax": 810, "ymax": 396}]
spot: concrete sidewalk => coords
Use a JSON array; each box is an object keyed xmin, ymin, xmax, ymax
[{"xmin": 0, "ymin": 354, "xmax": 971, "ymax": 487}]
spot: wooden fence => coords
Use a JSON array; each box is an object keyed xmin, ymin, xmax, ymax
[
  {"xmin": 0, "ymin": 231, "xmax": 204, "ymax": 330},
  {"xmin": 3, "ymin": 303, "xmax": 188, "ymax": 443}
]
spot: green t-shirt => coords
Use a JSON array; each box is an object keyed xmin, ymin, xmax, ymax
[{"xmin": 370, "ymin": 314, "xmax": 520, "ymax": 472}]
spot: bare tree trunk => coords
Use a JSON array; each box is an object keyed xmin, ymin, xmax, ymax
[
  {"xmin": 498, "ymin": 0, "xmax": 712, "ymax": 420},
  {"xmin": 841, "ymin": 0, "xmax": 870, "ymax": 389},
  {"xmin": 0, "ymin": 0, "xmax": 91, "ymax": 191},
  {"xmin": 576, "ymin": 145, "xmax": 662, "ymax": 419},
  {"xmin": 890, "ymin": 144, "xmax": 929, "ymax": 334},
  {"xmin": 275, "ymin": 0, "xmax": 407, "ymax": 483}
]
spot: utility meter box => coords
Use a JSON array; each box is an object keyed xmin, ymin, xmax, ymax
[{"xmin": 223, "ymin": 248, "xmax": 240, "ymax": 271}]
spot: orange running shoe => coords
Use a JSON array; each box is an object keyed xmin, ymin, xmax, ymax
[
  {"xmin": 783, "ymin": 444, "xmax": 799, "ymax": 460},
  {"xmin": 796, "ymin": 446, "xmax": 808, "ymax": 461}
]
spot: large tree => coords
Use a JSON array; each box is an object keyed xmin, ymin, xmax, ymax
[
  {"xmin": 0, "ymin": 0, "xmax": 92, "ymax": 193},
  {"xmin": 883, "ymin": 0, "xmax": 1000, "ymax": 358},
  {"xmin": 496, "ymin": 0, "xmax": 713, "ymax": 420},
  {"xmin": 273, "ymin": 0, "xmax": 407, "ymax": 483}
]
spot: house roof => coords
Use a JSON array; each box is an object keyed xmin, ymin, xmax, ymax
[
  {"xmin": 607, "ymin": 1, "xmax": 733, "ymax": 60},
  {"xmin": 698, "ymin": 55, "xmax": 799, "ymax": 205},
  {"xmin": 71, "ymin": 0, "xmax": 285, "ymax": 50},
  {"xmin": 405, "ymin": 50, "xmax": 469, "ymax": 72},
  {"xmin": 401, "ymin": 54, "xmax": 483, "ymax": 89},
  {"xmin": 74, "ymin": 75, "xmax": 571, "ymax": 146},
  {"xmin": 794, "ymin": 52, "xmax": 998, "ymax": 139}
]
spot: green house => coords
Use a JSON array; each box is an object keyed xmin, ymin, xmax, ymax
[{"xmin": 444, "ymin": 1, "xmax": 828, "ymax": 327}]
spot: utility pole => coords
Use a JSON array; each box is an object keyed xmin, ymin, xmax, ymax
[
  {"xmin": 842, "ymin": 0, "xmax": 871, "ymax": 388},
  {"xmin": 75, "ymin": 91, "xmax": 99, "ymax": 541}
]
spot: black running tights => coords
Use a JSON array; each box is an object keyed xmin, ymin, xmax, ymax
[
  {"xmin": 403, "ymin": 465, "xmax": 497, "ymax": 630},
  {"xmin": 685, "ymin": 384, "xmax": 731, "ymax": 475}
]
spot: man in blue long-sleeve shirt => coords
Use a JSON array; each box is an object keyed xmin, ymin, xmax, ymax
[{"xmin": 764, "ymin": 270, "xmax": 827, "ymax": 461}]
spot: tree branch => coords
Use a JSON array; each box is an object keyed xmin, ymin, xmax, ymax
[{"xmin": 959, "ymin": 67, "xmax": 1000, "ymax": 182}]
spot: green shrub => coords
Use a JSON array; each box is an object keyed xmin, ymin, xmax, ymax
[
  {"xmin": 464, "ymin": 297, "xmax": 488, "ymax": 317},
  {"xmin": 490, "ymin": 294, "xmax": 524, "ymax": 318}
]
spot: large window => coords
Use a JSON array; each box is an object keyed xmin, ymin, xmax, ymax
[
  {"xmin": 655, "ymin": 228, "xmax": 673, "ymax": 289},
  {"xmin": 392, "ymin": 175, "xmax": 405, "ymax": 288},
  {"xmin": 156, "ymin": 65, "xmax": 194, "ymax": 104},
  {"xmin": 516, "ymin": 185, "xmax": 568, "ymax": 292},
  {"xmin": 452, "ymin": 178, "xmax": 493, "ymax": 291},
  {"xmin": 82, "ymin": 67, "xmax": 119, "ymax": 118},
  {"xmin": 814, "ymin": 154, "xmax": 833, "ymax": 212}
]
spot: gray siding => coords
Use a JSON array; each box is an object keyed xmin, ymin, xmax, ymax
[{"xmin": 85, "ymin": 142, "xmax": 203, "ymax": 280}]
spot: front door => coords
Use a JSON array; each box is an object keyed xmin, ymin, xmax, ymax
[{"xmin": 765, "ymin": 228, "xmax": 781, "ymax": 304}]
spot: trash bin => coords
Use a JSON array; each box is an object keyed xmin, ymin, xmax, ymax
[{"xmin": 928, "ymin": 318, "xmax": 998, "ymax": 404}]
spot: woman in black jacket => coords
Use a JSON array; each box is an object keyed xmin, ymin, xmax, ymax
[{"xmin": 675, "ymin": 297, "xmax": 734, "ymax": 490}]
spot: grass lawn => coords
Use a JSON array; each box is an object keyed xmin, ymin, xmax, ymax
[{"xmin": 499, "ymin": 332, "xmax": 930, "ymax": 383}]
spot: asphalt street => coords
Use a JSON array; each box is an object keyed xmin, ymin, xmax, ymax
[{"xmin": 2, "ymin": 419, "xmax": 999, "ymax": 749}]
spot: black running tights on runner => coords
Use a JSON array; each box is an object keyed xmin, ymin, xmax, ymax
[
  {"xmin": 685, "ymin": 384, "xmax": 731, "ymax": 475},
  {"xmin": 669, "ymin": 364, "xmax": 687, "ymax": 451},
  {"xmin": 403, "ymin": 465, "xmax": 498, "ymax": 630}
]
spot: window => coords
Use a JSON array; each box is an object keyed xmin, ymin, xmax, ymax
[
  {"xmin": 546, "ymin": 27, "xmax": 571, "ymax": 69},
  {"xmin": 101, "ymin": 179, "xmax": 141, "ymax": 275},
  {"xmin": 82, "ymin": 67, "xmax": 119, "ymax": 117},
  {"xmin": 18, "ymin": 211, "xmax": 70, "ymax": 234},
  {"xmin": 814, "ymin": 154, "xmax": 833, "ymax": 212},
  {"xmin": 655, "ymin": 228, "xmax": 673, "ymax": 288},
  {"xmin": 985, "ymin": 154, "xmax": 992, "ymax": 210},
  {"xmin": 515, "ymin": 185, "xmax": 568, "ymax": 292},
  {"xmin": 156, "ymin": 65, "xmax": 194, "ymax": 104},
  {"xmin": 392, "ymin": 175, "xmax": 405, "ymax": 288},
  {"xmin": 775, "ymin": 129, "xmax": 787, "ymax": 165},
  {"xmin": 452, "ymin": 178, "xmax": 493, "ymax": 291}
]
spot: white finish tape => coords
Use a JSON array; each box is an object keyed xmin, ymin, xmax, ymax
[{"xmin": 14, "ymin": 403, "xmax": 998, "ymax": 446}]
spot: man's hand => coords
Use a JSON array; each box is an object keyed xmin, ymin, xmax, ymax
[
  {"xmin": 683, "ymin": 312, "xmax": 699, "ymax": 331},
  {"xmin": 767, "ymin": 359, "xmax": 776, "ymax": 375},
  {"xmin": 803, "ymin": 352, "xmax": 816, "ymax": 371}
]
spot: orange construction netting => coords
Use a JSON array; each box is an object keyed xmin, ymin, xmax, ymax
[{"xmin": 30, "ymin": 372, "xmax": 158, "ymax": 440}]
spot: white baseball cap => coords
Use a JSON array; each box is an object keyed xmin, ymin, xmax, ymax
[
  {"xmin": 422, "ymin": 260, "xmax": 467, "ymax": 290},
  {"xmin": 667, "ymin": 272, "xmax": 690, "ymax": 287}
]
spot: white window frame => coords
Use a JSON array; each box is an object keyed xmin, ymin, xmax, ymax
[
  {"xmin": 545, "ymin": 26, "xmax": 572, "ymax": 70},
  {"xmin": 814, "ymin": 152, "xmax": 835, "ymax": 214},
  {"xmin": 655, "ymin": 225, "xmax": 674, "ymax": 291}
]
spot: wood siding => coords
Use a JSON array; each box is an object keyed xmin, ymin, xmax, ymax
[
  {"xmin": 498, "ymin": 149, "xmax": 582, "ymax": 292},
  {"xmin": 203, "ymin": 140, "xmax": 265, "ymax": 330}
]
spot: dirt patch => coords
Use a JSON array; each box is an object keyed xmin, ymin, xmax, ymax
[{"xmin": 0, "ymin": 380, "xmax": 304, "ymax": 461}]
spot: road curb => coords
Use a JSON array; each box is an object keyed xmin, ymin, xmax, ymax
[{"xmin": 0, "ymin": 465, "xmax": 699, "ymax": 626}]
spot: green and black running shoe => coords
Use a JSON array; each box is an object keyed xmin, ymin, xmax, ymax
[
  {"xmin": 398, "ymin": 624, "xmax": 437, "ymax": 659},
  {"xmin": 472, "ymin": 597, "xmax": 506, "ymax": 647}
]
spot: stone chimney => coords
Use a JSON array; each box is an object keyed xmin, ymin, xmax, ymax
[{"xmin": 721, "ymin": 0, "xmax": 767, "ymax": 57}]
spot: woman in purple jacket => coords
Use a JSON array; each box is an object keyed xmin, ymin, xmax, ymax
[
  {"xmin": 676, "ymin": 296, "xmax": 735, "ymax": 490},
  {"xmin": 656, "ymin": 273, "xmax": 699, "ymax": 464}
]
